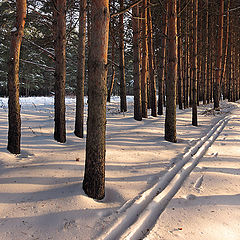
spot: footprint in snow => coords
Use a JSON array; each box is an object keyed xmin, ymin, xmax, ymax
[
  {"xmin": 194, "ymin": 175, "xmax": 204, "ymax": 191},
  {"xmin": 186, "ymin": 194, "xmax": 197, "ymax": 200}
]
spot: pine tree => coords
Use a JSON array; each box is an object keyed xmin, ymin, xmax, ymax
[
  {"xmin": 7, "ymin": 0, "xmax": 27, "ymax": 154},
  {"xmin": 165, "ymin": 0, "xmax": 177, "ymax": 143},
  {"xmin": 53, "ymin": 0, "xmax": 67, "ymax": 143},
  {"xmin": 83, "ymin": 0, "xmax": 110, "ymax": 200},
  {"xmin": 132, "ymin": 4, "xmax": 142, "ymax": 121},
  {"xmin": 75, "ymin": 0, "xmax": 87, "ymax": 138}
]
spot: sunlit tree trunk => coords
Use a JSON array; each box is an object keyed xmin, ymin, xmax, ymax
[
  {"xmin": 192, "ymin": 0, "xmax": 198, "ymax": 126},
  {"xmin": 221, "ymin": 0, "xmax": 230, "ymax": 100},
  {"xmin": 132, "ymin": 4, "xmax": 142, "ymax": 121},
  {"xmin": 165, "ymin": 0, "xmax": 177, "ymax": 143},
  {"xmin": 184, "ymin": 5, "xmax": 190, "ymax": 109},
  {"xmin": 214, "ymin": 0, "xmax": 224, "ymax": 109},
  {"xmin": 147, "ymin": 7, "xmax": 157, "ymax": 117},
  {"xmin": 107, "ymin": 40, "xmax": 115, "ymax": 102},
  {"xmin": 53, "ymin": 0, "xmax": 66, "ymax": 143},
  {"xmin": 75, "ymin": 0, "xmax": 87, "ymax": 138},
  {"xmin": 177, "ymin": 0, "xmax": 183, "ymax": 110},
  {"xmin": 141, "ymin": 0, "xmax": 148, "ymax": 118},
  {"xmin": 119, "ymin": 0, "xmax": 127, "ymax": 112},
  {"xmin": 7, "ymin": 0, "xmax": 26, "ymax": 154},
  {"xmin": 203, "ymin": 0, "xmax": 209, "ymax": 105},
  {"xmin": 83, "ymin": 0, "xmax": 110, "ymax": 200},
  {"xmin": 158, "ymin": 2, "xmax": 168, "ymax": 115}
]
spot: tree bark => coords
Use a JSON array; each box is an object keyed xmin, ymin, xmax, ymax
[
  {"xmin": 132, "ymin": 4, "xmax": 142, "ymax": 121},
  {"xmin": 221, "ymin": 0, "xmax": 230, "ymax": 100},
  {"xmin": 141, "ymin": 0, "xmax": 148, "ymax": 118},
  {"xmin": 165, "ymin": 0, "xmax": 177, "ymax": 143},
  {"xmin": 147, "ymin": 7, "xmax": 157, "ymax": 117},
  {"xmin": 214, "ymin": 0, "xmax": 224, "ymax": 109},
  {"xmin": 177, "ymin": 0, "xmax": 183, "ymax": 110},
  {"xmin": 83, "ymin": 0, "xmax": 110, "ymax": 200},
  {"xmin": 53, "ymin": 0, "xmax": 67, "ymax": 143},
  {"xmin": 107, "ymin": 31, "xmax": 115, "ymax": 103},
  {"xmin": 192, "ymin": 0, "xmax": 198, "ymax": 126},
  {"xmin": 157, "ymin": 3, "xmax": 167, "ymax": 115},
  {"xmin": 119, "ymin": 0, "xmax": 127, "ymax": 112},
  {"xmin": 75, "ymin": 0, "xmax": 87, "ymax": 138},
  {"xmin": 7, "ymin": 0, "xmax": 26, "ymax": 154}
]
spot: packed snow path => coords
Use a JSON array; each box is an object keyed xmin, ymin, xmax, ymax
[
  {"xmin": 99, "ymin": 114, "xmax": 235, "ymax": 240},
  {"xmin": 145, "ymin": 106, "xmax": 240, "ymax": 240}
]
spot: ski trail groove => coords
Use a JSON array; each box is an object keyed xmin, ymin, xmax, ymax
[{"xmin": 99, "ymin": 115, "xmax": 231, "ymax": 240}]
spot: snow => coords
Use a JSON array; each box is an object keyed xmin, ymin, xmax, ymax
[{"xmin": 0, "ymin": 96, "xmax": 239, "ymax": 240}]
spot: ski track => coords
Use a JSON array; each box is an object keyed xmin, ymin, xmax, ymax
[{"xmin": 99, "ymin": 115, "xmax": 232, "ymax": 240}]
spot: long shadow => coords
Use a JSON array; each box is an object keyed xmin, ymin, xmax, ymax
[
  {"xmin": 0, "ymin": 176, "xmax": 81, "ymax": 185},
  {"xmin": 0, "ymin": 182, "xmax": 83, "ymax": 203},
  {"xmin": 170, "ymin": 193, "xmax": 240, "ymax": 207},
  {"xmin": 199, "ymin": 166, "xmax": 240, "ymax": 176}
]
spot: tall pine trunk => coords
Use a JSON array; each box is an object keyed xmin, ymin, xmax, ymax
[
  {"xmin": 157, "ymin": 2, "xmax": 168, "ymax": 115},
  {"xmin": 132, "ymin": 4, "xmax": 142, "ymax": 121},
  {"xmin": 165, "ymin": 0, "xmax": 177, "ymax": 143},
  {"xmin": 147, "ymin": 7, "xmax": 157, "ymax": 117},
  {"xmin": 7, "ymin": 0, "xmax": 26, "ymax": 154},
  {"xmin": 141, "ymin": 0, "xmax": 148, "ymax": 118},
  {"xmin": 107, "ymin": 43, "xmax": 115, "ymax": 102},
  {"xmin": 192, "ymin": 0, "xmax": 198, "ymax": 126},
  {"xmin": 53, "ymin": 0, "xmax": 67, "ymax": 143},
  {"xmin": 75, "ymin": 0, "xmax": 87, "ymax": 138},
  {"xmin": 119, "ymin": 0, "xmax": 127, "ymax": 112},
  {"xmin": 221, "ymin": 0, "xmax": 230, "ymax": 100},
  {"xmin": 214, "ymin": 0, "xmax": 224, "ymax": 109},
  {"xmin": 83, "ymin": 0, "xmax": 110, "ymax": 200}
]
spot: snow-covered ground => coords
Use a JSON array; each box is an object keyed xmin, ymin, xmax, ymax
[{"xmin": 0, "ymin": 96, "xmax": 239, "ymax": 240}]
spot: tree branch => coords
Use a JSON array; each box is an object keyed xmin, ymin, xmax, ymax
[{"xmin": 111, "ymin": 0, "xmax": 142, "ymax": 18}]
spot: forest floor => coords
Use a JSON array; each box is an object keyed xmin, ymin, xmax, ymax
[{"xmin": 0, "ymin": 96, "xmax": 239, "ymax": 240}]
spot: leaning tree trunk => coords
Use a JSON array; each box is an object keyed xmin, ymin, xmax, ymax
[
  {"xmin": 165, "ymin": 0, "xmax": 177, "ymax": 143},
  {"xmin": 7, "ymin": 0, "xmax": 26, "ymax": 154},
  {"xmin": 75, "ymin": 0, "xmax": 87, "ymax": 138},
  {"xmin": 53, "ymin": 0, "xmax": 66, "ymax": 143},
  {"xmin": 214, "ymin": 0, "xmax": 224, "ymax": 109},
  {"xmin": 132, "ymin": 4, "xmax": 142, "ymax": 121},
  {"xmin": 83, "ymin": 0, "xmax": 110, "ymax": 200},
  {"xmin": 119, "ymin": 0, "xmax": 127, "ymax": 112}
]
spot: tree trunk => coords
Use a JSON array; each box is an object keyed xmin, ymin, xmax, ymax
[
  {"xmin": 184, "ymin": 6, "xmax": 190, "ymax": 109},
  {"xmin": 132, "ymin": 4, "xmax": 142, "ymax": 121},
  {"xmin": 165, "ymin": 0, "xmax": 177, "ymax": 143},
  {"xmin": 203, "ymin": 0, "xmax": 209, "ymax": 105},
  {"xmin": 214, "ymin": 0, "xmax": 224, "ymax": 109},
  {"xmin": 107, "ymin": 40, "xmax": 115, "ymax": 102},
  {"xmin": 158, "ymin": 2, "xmax": 168, "ymax": 115},
  {"xmin": 53, "ymin": 0, "xmax": 66, "ymax": 143},
  {"xmin": 192, "ymin": 0, "xmax": 198, "ymax": 126},
  {"xmin": 141, "ymin": 0, "xmax": 148, "ymax": 118},
  {"xmin": 177, "ymin": 0, "xmax": 183, "ymax": 110},
  {"xmin": 221, "ymin": 0, "xmax": 230, "ymax": 100},
  {"xmin": 119, "ymin": 0, "xmax": 127, "ymax": 112},
  {"xmin": 7, "ymin": 0, "xmax": 26, "ymax": 154},
  {"xmin": 83, "ymin": 0, "xmax": 110, "ymax": 200},
  {"xmin": 147, "ymin": 7, "xmax": 157, "ymax": 117},
  {"xmin": 75, "ymin": 0, "xmax": 87, "ymax": 138}
]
